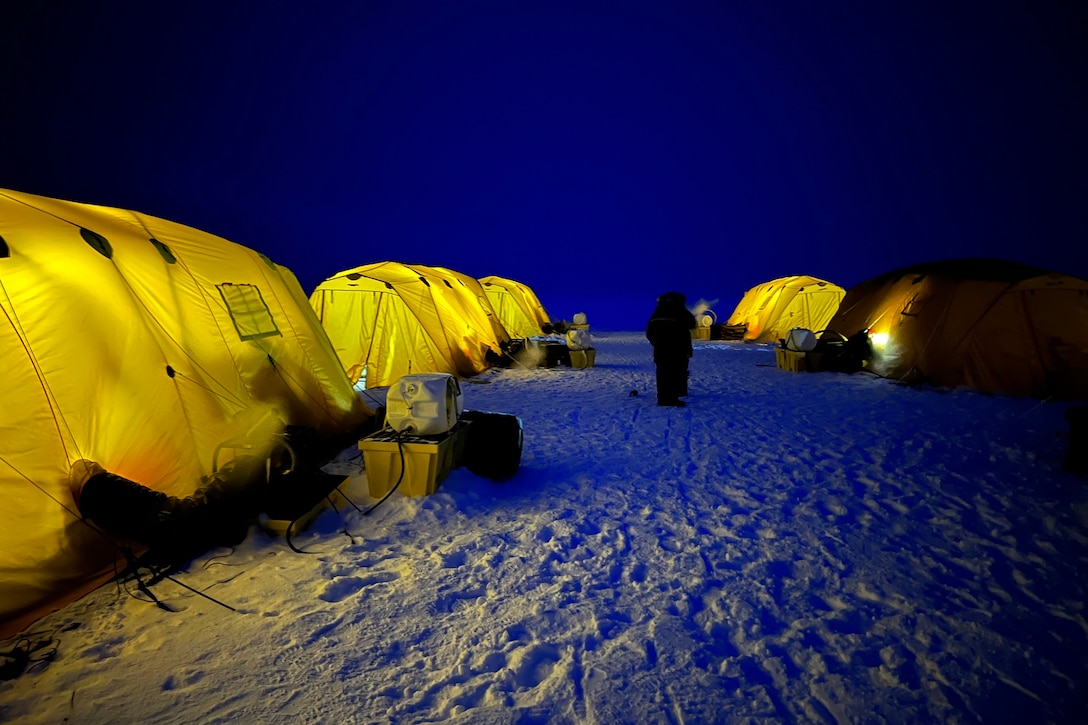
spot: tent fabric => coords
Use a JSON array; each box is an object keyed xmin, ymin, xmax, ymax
[
  {"xmin": 825, "ymin": 258, "xmax": 1088, "ymax": 399},
  {"xmin": 726, "ymin": 275, "xmax": 845, "ymax": 344},
  {"xmin": 429, "ymin": 266, "xmax": 512, "ymax": 353},
  {"xmin": 310, "ymin": 262, "xmax": 509, "ymax": 389},
  {"xmin": 478, "ymin": 275, "xmax": 552, "ymax": 339},
  {"xmin": 0, "ymin": 188, "xmax": 373, "ymax": 638}
]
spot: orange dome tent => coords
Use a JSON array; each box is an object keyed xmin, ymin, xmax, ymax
[{"xmin": 826, "ymin": 258, "xmax": 1088, "ymax": 399}]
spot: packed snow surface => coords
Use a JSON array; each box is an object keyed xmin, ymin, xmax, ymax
[{"xmin": 2, "ymin": 332, "xmax": 1086, "ymax": 723}]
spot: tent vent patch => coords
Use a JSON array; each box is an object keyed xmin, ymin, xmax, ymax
[
  {"xmin": 150, "ymin": 238, "xmax": 177, "ymax": 264},
  {"xmin": 216, "ymin": 283, "xmax": 282, "ymax": 341},
  {"xmin": 902, "ymin": 293, "xmax": 929, "ymax": 317},
  {"xmin": 80, "ymin": 228, "xmax": 112, "ymax": 258}
]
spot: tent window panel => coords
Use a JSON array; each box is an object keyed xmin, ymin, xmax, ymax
[{"xmin": 216, "ymin": 283, "xmax": 282, "ymax": 341}]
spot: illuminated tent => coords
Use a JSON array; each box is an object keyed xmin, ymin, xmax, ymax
[
  {"xmin": 310, "ymin": 262, "xmax": 509, "ymax": 389},
  {"xmin": 0, "ymin": 188, "xmax": 373, "ymax": 638},
  {"xmin": 825, "ymin": 258, "xmax": 1088, "ymax": 399},
  {"xmin": 726, "ymin": 275, "xmax": 845, "ymax": 343},
  {"xmin": 478, "ymin": 275, "xmax": 552, "ymax": 338}
]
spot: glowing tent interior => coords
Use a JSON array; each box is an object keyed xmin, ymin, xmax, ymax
[
  {"xmin": 825, "ymin": 258, "xmax": 1088, "ymax": 399},
  {"xmin": 310, "ymin": 262, "xmax": 510, "ymax": 390},
  {"xmin": 725, "ymin": 275, "xmax": 845, "ymax": 344},
  {"xmin": 0, "ymin": 188, "xmax": 375, "ymax": 639},
  {"xmin": 478, "ymin": 275, "xmax": 553, "ymax": 339}
]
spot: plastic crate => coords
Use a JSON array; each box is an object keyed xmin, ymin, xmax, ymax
[
  {"xmin": 569, "ymin": 348, "xmax": 596, "ymax": 368},
  {"xmin": 359, "ymin": 421, "xmax": 469, "ymax": 497},
  {"xmin": 775, "ymin": 347, "xmax": 807, "ymax": 372}
]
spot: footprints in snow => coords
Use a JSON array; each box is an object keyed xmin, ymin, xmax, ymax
[
  {"xmin": 161, "ymin": 668, "xmax": 205, "ymax": 691},
  {"xmin": 318, "ymin": 570, "xmax": 401, "ymax": 603}
]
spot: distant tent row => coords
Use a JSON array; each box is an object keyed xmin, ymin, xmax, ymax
[
  {"xmin": 0, "ymin": 188, "xmax": 375, "ymax": 638},
  {"xmin": 725, "ymin": 275, "xmax": 845, "ymax": 343},
  {"xmin": 310, "ymin": 266, "xmax": 552, "ymax": 389},
  {"xmin": 719, "ymin": 261, "xmax": 1088, "ymax": 399},
  {"xmin": 826, "ymin": 258, "xmax": 1088, "ymax": 399}
]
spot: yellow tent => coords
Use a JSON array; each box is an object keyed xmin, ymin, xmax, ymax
[
  {"xmin": 0, "ymin": 188, "xmax": 373, "ymax": 638},
  {"xmin": 433, "ymin": 267, "xmax": 511, "ymax": 350},
  {"xmin": 826, "ymin": 259, "xmax": 1088, "ymax": 399},
  {"xmin": 478, "ymin": 275, "xmax": 552, "ymax": 338},
  {"xmin": 310, "ymin": 262, "xmax": 508, "ymax": 389},
  {"xmin": 726, "ymin": 275, "xmax": 845, "ymax": 343}
]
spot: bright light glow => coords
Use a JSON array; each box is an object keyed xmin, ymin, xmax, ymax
[{"xmin": 870, "ymin": 332, "xmax": 889, "ymax": 348}]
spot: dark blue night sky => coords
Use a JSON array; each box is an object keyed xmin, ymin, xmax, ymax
[{"xmin": 4, "ymin": 1, "xmax": 1086, "ymax": 329}]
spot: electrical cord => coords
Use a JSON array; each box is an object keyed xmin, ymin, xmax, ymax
[
  {"xmin": 1, "ymin": 632, "xmax": 59, "ymax": 681},
  {"xmin": 284, "ymin": 425, "xmax": 407, "ymax": 548},
  {"xmin": 284, "ymin": 516, "xmax": 312, "ymax": 554},
  {"xmin": 361, "ymin": 428, "xmax": 409, "ymax": 513}
]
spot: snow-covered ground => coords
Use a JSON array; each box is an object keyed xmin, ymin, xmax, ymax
[{"xmin": 2, "ymin": 331, "xmax": 1086, "ymax": 724}]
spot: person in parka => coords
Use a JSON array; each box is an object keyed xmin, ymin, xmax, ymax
[{"xmin": 646, "ymin": 292, "xmax": 697, "ymax": 406}]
